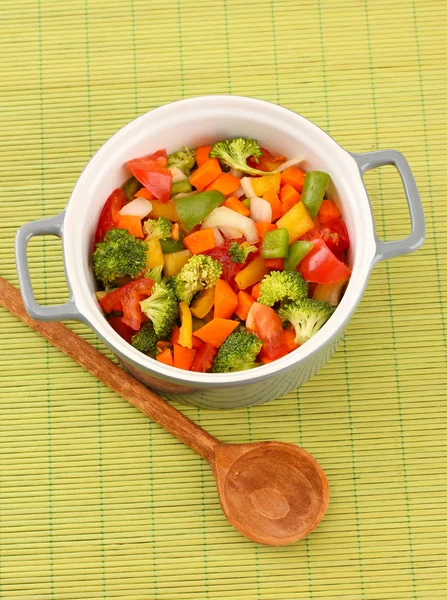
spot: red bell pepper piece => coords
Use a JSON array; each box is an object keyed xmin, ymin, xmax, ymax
[
  {"xmin": 190, "ymin": 342, "xmax": 217, "ymax": 372},
  {"xmin": 94, "ymin": 188, "xmax": 126, "ymax": 244}
]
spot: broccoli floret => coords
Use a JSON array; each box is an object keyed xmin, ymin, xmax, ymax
[
  {"xmin": 131, "ymin": 322, "xmax": 158, "ymax": 357},
  {"xmin": 209, "ymin": 138, "xmax": 268, "ymax": 176},
  {"xmin": 144, "ymin": 216, "xmax": 172, "ymax": 240},
  {"xmin": 212, "ymin": 331, "xmax": 263, "ymax": 373},
  {"xmin": 139, "ymin": 280, "xmax": 179, "ymax": 339},
  {"xmin": 278, "ymin": 298, "xmax": 335, "ymax": 345},
  {"xmin": 170, "ymin": 255, "xmax": 222, "ymax": 305},
  {"xmin": 92, "ymin": 228, "xmax": 148, "ymax": 287},
  {"xmin": 229, "ymin": 242, "xmax": 257, "ymax": 264},
  {"xmin": 145, "ymin": 265, "xmax": 164, "ymax": 283},
  {"xmin": 258, "ymin": 270, "xmax": 308, "ymax": 307},
  {"xmin": 167, "ymin": 147, "xmax": 196, "ymax": 176}
]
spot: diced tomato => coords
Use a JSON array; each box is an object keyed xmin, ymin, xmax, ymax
[
  {"xmin": 301, "ymin": 220, "xmax": 350, "ymax": 260},
  {"xmin": 126, "ymin": 149, "xmax": 172, "ymax": 203},
  {"xmin": 246, "ymin": 302, "xmax": 288, "ymax": 361},
  {"xmin": 299, "ymin": 236, "xmax": 352, "ymax": 284},
  {"xmin": 190, "ymin": 342, "xmax": 217, "ymax": 372},
  {"xmin": 100, "ymin": 278, "xmax": 154, "ymax": 330},
  {"xmin": 108, "ymin": 316, "xmax": 134, "ymax": 344},
  {"xmin": 94, "ymin": 188, "xmax": 126, "ymax": 244},
  {"xmin": 203, "ymin": 241, "xmax": 247, "ymax": 291},
  {"xmin": 247, "ymin": 147, "xmax": 286, "ymax": 172}
]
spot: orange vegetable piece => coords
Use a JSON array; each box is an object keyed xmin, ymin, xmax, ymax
[
  {"xmin": 173, "ymin": 343, "xmax": 196, "ymax": 370},
  {"xmin": 262, "ymin": 191, "xmax": 282, "ymax": 222},
  {"xmin": 189, "ymin": 158, "xmax": 221, "ymax": 191},
  {"xmin": 156, "ymin": 348, "xmax": 174, "ymax": 366},
  {"xmin": 156, "ymin": 340, "xmax": 170, "ymax": 352},
  {"xmin": 117, "ymin": 214, "xmax": 144, "ymax": 238},
  {"xmin": 255, "ymin": 222, "xmax": 277, "ymax": 241},
  {"xmin": 280, "ymin": 167, "xmax": 306, "ymax": 192},
  {"xmin": 214, "ymin": 279, "xmax": 238, "ymax": 319},
  {"xmin": 134, "ymin": 187, "xmax": 155, "ymax": 200},
  {"xmin": 319, "ymin": 199, "xmax": 341, "ymax": 224},
  {"xmin": 193, "ymin": 318, "xmax": 239, "ymax": 348},
  {"xmin": 192, "ymin": 335, "xmax": 204, "ymax": 350},
  {"xmin": 195, "ymin": 145, "xmax": 212, "ymax": 167},
  {"xmin": 205, "ymin": 172, "xmax": 240, "ymax": 196},
  {"xmin": 265, "ymin": 258, "xmax": 284, "ymax": 270},
  {"xmin": 251, "ymin": 281, "xmax": 262, "ymax": 301},
  {"xmin": 183, "ymin": 228, "xmax": 216, "ymax": 254},
  {"xmin": 280, "ymin": 183, "xmax": 301, "ymax": 215},
  {"xmin": 170, "ymin": 325, "xmax": 181, "ymax": 345},
  {"xmin": 235, "ymin": 291, "xmax": 255, "ymax": 321},
  {"xmin": 223, "ymin": 196, "xmax": 250, "ymax": 217},
  {"xmin": 282, "ymin": 327, "xmax": 300, "ymax": 352},
  {"xmin": 171, "ymin": 222, "xmax": 180, "ymax": 240}
]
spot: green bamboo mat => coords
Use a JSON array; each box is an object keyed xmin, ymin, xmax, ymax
[{"xmin": 1, "ymin": 0, "xmax": 446, "ymax": 598}]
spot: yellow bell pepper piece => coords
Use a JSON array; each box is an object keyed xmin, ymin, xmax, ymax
[
  {"xmin": 251, "ymin": 172, "xmax": 281, "ymax": 197},
  {"xmin": 190, "ymin": 287, "xmax": 215, "ymax": 319},
  {"xmin": 149, "ymin": 199, "xmax": 179, "ymax": 222},
  {"xmin": 276, "ymin": 201, "xmax": 314, "ymax": 243},
  {"xmin": 145, "ymin": 236, "xmax": 164, "ymax": 269},
  {"xmin": 163, "ymin": 249, "xmax": 192, "ymax": 276},
  {"xmin": 235, "ymin": 255, "xmax": 269, "ymax": 290},
  {"xmin": 178, "ymin": 301, "xmax": 193, "ymax": 349}
]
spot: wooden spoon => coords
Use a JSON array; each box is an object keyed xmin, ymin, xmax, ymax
[{"xmin": 0, "ymin": 278, "xmax": 329, "ymax": 546}]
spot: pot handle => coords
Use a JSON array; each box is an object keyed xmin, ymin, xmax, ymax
[
  {"xmin": 15, "ymin": 211, "xmax": 82, "ymax": 321},
  {"xmin": 351, "ymin": 150, "xmax": 425, "ymax": 263}
]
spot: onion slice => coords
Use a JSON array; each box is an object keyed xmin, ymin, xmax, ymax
[
  {"xmin": 250, "ymin": 196, "xmax": 272, "ymax": 223},
  {"xmin": 273, "ymin": 156, "xmax": 305, "ymax": 172},
  {"xmin": 213, "ymin": 227, "xmax": 225, "ymax": 246},
  {"xmin": 169, "ymin": 166, "xmax": 188, "ymax": 182},
  {"xmin": 240, "ymin": 177, "xmax": 256, "ymax": 198},
  {"xmin": 119, "ymin": 197, "xmax": 152, "ymax": 219},
  {"xmin": 202, "ymin": 206, "xmax": 259, "ymax": 244},
  {"xmin": 219, "ymin": 226, "xmax": 243, "ymax": 239}
]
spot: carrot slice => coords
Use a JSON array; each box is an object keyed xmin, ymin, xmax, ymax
[
  {"xmin": 262, "ymin": 191, "xmax": 282, "ymax": 222},
  {"xmin": 280, "ymin": 167, "xmax": 306, "ymax": 192},
  {"xmin": 189, "ymin": 158, "xmax": 221, "ymax": 191},
  {"xmin": 173, "ymin": 343, "xmax": 196, "ymax": 370},
  {"xmin": 255, "ymin": 222, "xmax": 277, "ymax": 241},
  {"xmin": 235, "ymin": 291, "xmax": 255, "ymax": 321},
  {"xmin": 156, "ymin": 348, "xmax": 173, "ymax": 366},
  {"xmin": 205, "ymin": 172, "xmax": 241, "ymax": 196},
  {"xmin": 193, "ymin": 318, "xmax": 239, "ymax": 348},
  {"xmin": 265, "ymin": 258, "xmax": 284, "ymax": 270},
  {"xmin": 319, "ymin": 199, "xmax": 341, "ymax": 224},
  {"xmin": 223, "ymin": 196, "xmax": 250, "ymax": 216},
  {"xmin": 117, "ymin": 214, "xmax": 144, "ymax": 238},
  {"xmin": 195, "ymin": 145, "xmax": 212, "ymax": 167},
  {"xmin": 170, "ymin": 325, "xmax": 181, "ymax": 345},
  {"xmin": 134, "ymin": 187, "xmax": 155, "ymax": 200},
  {"xmin": 214, "ymin": 279, "xmax": 238, "ymax": 319},
  {"xmin": 251, "ymin": 281, "xmax": 262, "ymax": 301},
  {"xmin": 279, "ymin": 183, "xmax": 301, "ymax": 215},
  {"xmin": 183, "ymin": 228, "xmax": 216, "ymax": 254}
]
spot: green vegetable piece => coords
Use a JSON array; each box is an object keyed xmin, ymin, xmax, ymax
[
  {"xmin": 160, "ymin": 237, "xmax": 185, "ymax": 254},
  {"xmin": 228, "ymin": 242, "xmax": 257, "ymax": 264},
  {"xmin": 139, "ymin": 280, "xmax": 179, "ymax": 339},
  {"xmin": 261, "ymin": 227, "xmax": 289, "ymax": 259},
  {"xmin": 122, "ymin": 176, "xmax": 141, "ymax": 202},
  {"xmin": 258, "ymin": 270, "xmax": 308, "ymax": 307},
  {"xmin": 174, "ymin": 190, "xmax": 226, "ymax": 232},
  {"xmin": 192, "ymin": 317, "xmax": 206, "ymax": 331},
  {"xmin": 145, "ymin": 265, "xmax": 164, "ymax": 283},
  {"xmin": 144, "ymin": 216, "xmax": 172, "ymax": 240},
  {"xmin": 167, "ymin": 147, "xmax": 196, "ymax": 176},
  {"xmin": 278, "ymin": 298, "xmax": 334, "ymax": 345},
  {"xmin": 284, "ymin": 241, "xmax": 314, "ymax": 271},
  {"xmin": 170, "ymin": 179, "xmax": 193, "ymax": 196},
  {"xmin": 92, "ymin": 228, "xmax": 148, "ymax": 287},
  {"xmin": 131, "ymin": 322, "xmax": 158, "ymax": 357},
  {"xmin": 170, "ymin": 254, "xmax": 222, "ymax": 305},
  {"xmin": 210, "ymin": 138, "xmax": 268, "ymax": 176},
  {"xmin": 242, "ymin": 198, "xmax": 251, "ymax": 209},
  {"xmin": 301, "ymin": 171, "xmax": 330, "ymax": 219},
  {"xmin": 212, "ymin": 330, "xmax": 263, "ymax": 373}
]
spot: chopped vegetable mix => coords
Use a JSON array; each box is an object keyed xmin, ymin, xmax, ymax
[{"xmin": 92, "ymin": 138, "xmax": 351, "ymax": 372}]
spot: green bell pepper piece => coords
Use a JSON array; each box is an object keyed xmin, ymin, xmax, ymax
[
  {"xmin": 174, "ymin": 190, "xmax": 226, "ymax": 232},
  {"xmin": 170, "ymin": 179, "xmax": 193, "ymax": 196},
  {"xmin": 122, "ymin": 176, "xmax": 141, "ymax": 202},
  {"xmin": 242, "ymin": 198, "xmax": 251, "ymax": 209},
  {"xmin": 192, "ymin": 317, "xmax": 206, "ymax": 332},
  {"xmin": 160, "ymin": 237, "xmax": 185, "ymax": 253},
  {"xmin": 261, "ymin": 227, "xmax": 289, "ymax": 259},
  {"xmin": 284, "ymin": 240, "xmax": 314, "ymax": 271},
  {"xmin": 301, "ymin": 171, "xmax": 330, "ymax": 218}
]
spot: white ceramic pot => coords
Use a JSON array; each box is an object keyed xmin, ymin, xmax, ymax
[{"xmin": 16, "ymin": 96, "xmax": 425, "ymax": 409}]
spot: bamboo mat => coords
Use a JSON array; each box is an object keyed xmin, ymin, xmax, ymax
[{"xmin": 1, "ymin": 0, "xmax": 446, "ymax": 598}]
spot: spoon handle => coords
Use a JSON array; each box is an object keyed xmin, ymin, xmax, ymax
[{"xmin": 0, "ymin": 278, "xmax": 218, "ymax": 463}]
